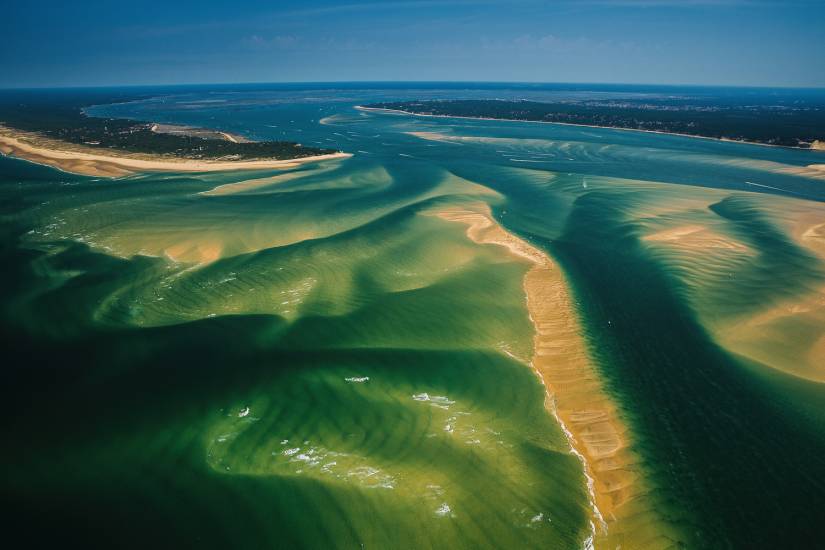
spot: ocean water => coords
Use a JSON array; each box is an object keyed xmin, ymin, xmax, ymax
[{"xmin": 2, "ymin": 84, "xmax": 825, "ymax": 548}]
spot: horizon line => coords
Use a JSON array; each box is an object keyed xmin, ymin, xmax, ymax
[{"xmin": 2, "ymin": 79, "xmax": 825, "ymax": 92}]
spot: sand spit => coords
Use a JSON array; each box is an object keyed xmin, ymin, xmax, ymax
[
  {"xmin": 0, "ymin": 125, "xmax": 350, "ymax": 177},
  {"xmin": 433, "ymin": 203, "xmax": 678, "ymax": 548},
  {"xmin": 200, "ymin": 163, "xmax": 342, "ymax": 196}
]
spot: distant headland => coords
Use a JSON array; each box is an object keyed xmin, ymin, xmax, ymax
[
  {"xmin": 360, "ymin": 98, "xmax": 825, "ymax": 150},
  {"xmin": 0, "ymin": 92, "xmax": 348, "ymax": 177}
]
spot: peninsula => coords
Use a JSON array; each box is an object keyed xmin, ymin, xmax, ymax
[{"xmin": 0, "ymin": 91, "xmax": 347, "ymax": 176}]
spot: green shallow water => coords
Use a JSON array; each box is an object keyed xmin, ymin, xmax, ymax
[
  {"xmin": 0, "ymin": 156, "xmax": 591, "ymax": 548},
  {"xmin": 3, "ymin": 85, "xmax": 825, "ymax": 549}
]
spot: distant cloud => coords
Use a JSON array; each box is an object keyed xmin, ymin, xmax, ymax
[
  {"xmin": 241, "ymin": 33, "xmax": 378, "ymax": 54},
  {"xmin": 242, "ymin": 34, "xmax": 299, "ymax": 50},
  {"xmin": 479, "ymin": 33, "xmax": 638, "ymax": 56},
  {"xmin": 576, "ymin": 0, "xmax": 801, "ymax": 5},
  {"xmin": 278, "ymin": 0, "xmax": 505, "ymax": 17}
]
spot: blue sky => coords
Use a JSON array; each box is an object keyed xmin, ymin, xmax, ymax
[{"xmin": 2, "ymin": 0, "xmax": 823, "ymax": 88}]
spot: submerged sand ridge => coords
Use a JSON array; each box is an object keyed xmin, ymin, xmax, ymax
[
  {"xmin": 636, "ymin": 189, "xmax": 825, "ymax": 384},
  {"xmin": 0, "ymin": 125, "xmax": 350, "ymax": 177},
  {"xmin": 433, "ymin": 203, "xmax": 682, "ymax": 548},
  {"xmin": 714, "ymin": 204, "xmax": 825, "ymax": 382}
]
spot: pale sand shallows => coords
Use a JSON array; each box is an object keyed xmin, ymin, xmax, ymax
[
  {"xmin": 0, "ymin": 126, "xmax": 350, "ymax": 177},
  {"xmin": 714, "ymin": 208, "xmax": 825, "ymax": 382},
  {"xmin": 638, "ymin": 196, "xmax": 825, "ymax": 384},
  {"xmin": 643, "ymin": 224, "xmax": 751, "ymax": 253},
  {"xmin": 433, "ymin": 203, "xmax": 681, "ymax": 549}
]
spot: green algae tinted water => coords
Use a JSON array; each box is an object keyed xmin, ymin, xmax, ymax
[{"xmin": 3, "ymin": 84, "xmax": 825, "ymax": 549}]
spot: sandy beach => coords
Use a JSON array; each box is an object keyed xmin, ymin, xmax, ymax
[
  {"xmin": 0, "ymin": 125, "xmax": 350, "ymax": 177},
  {"xmin": 434, "ymin": 202, "xmax": 677, "ymax": 548}
]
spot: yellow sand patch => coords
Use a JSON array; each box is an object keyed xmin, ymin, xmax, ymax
[
  {"xmin": 432, "ymin": 202, "xmax": 681, "ymax": 548},
  {"xmin": 163, "ymin": 240, "xmax": 224, "ymax": 265},
  {"xmin": 200, "ymin": 164, "xmax": 341, "ymax": 196},
  {"xmin": 716, "ymin": 285, "xmax": 825, "ymax": 382},
  {"xmin": 643, "ymin": 224, "xmax": 751, "ymax": 253}
]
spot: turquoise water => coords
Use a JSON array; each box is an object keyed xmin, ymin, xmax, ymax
[{"xmin": 3, "ymin": 84, "xmax": 825, "ymax": 548}]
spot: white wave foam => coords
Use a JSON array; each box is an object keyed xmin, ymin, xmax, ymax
[
  {"xmin": 412, "ymin": 393, "xmax": 455, "ymax": 408},
  {"xmin": 435, "ymin": 503, "xmax": 452, "ymax": 517}
]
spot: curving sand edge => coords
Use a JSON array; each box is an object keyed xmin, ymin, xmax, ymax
[{"xmin": 433, "ymin": 202, "xmax": 681, "ymax": 549}]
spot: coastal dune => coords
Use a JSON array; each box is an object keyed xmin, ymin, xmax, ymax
[
  {"xmin": 433, "ymin": 202, "xmax": 679, "ymax": 548},
  {"xmin": 0, "ymin": 126, "xmax": 350, "ymax": 177}
]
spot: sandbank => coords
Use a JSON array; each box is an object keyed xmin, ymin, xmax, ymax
[
  {"xmin": 433, "ymin": 202, "xmax": 679, "ymax": 548},
  {"xmin": 717, "ymin": 205, "xmax": 825, "ymax": 382},
  {"xmin": 638, "ymin": 194, "xmax": 825, "ymax": 383},
  {"xmin": 643, "ymin": 224, "xmax": 751, "ymax": 253}
]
